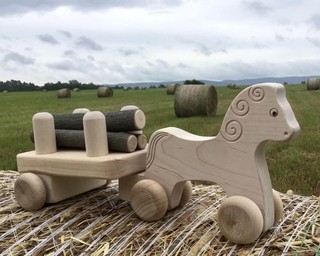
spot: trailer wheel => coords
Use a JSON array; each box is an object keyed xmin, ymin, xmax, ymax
[
  {"xmin": 217, "ymin": 196, "xmax": 263, "ymax": 244},
  {"xmin": 130, "ymin": 179, "xmax": 168, "ymax": 222},
  {"xmin": 14, "ymin": 173, "xmax": 46, "ymax": 211},
  {"xmin": 273, "ymin": 189, "xmax": 283, "ymax": 225},
  {"xmin": 179, "ymin": 181, "xmax": 192, "ymax": 207}
]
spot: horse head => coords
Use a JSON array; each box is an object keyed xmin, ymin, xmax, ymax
[{"xmin": 219, "ymin": 83, "xmax": 300, "ymax": 144}]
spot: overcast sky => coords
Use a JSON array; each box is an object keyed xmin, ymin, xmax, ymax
[{"xmin": 0, "ymin": 0, "xmax": 320, "ymax": 85}]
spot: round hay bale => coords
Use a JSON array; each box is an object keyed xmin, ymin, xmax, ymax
[
  {"xmin": 167, "ymin": 83, "xmax": 180, "ymax": 95},
  {"xmin": 57, "ymin": 88, "xmax": 71, "ymax": 98},
  {"xmin": 174, "ymin": 84, "xmax": 218, "ymax": 117},
  {"xmin": 97, "ymin": 86, "xmax": 113, "ymax": 97},
  {"xmin": 73, "ymin": 88, "xmax": 80, "ymax": 92},
  {"xmin": 307, "ymin": 78, "xmax": 320, "ymax": 90},
  {"xmin": 1, "ymin": 171, "xmax": 319, "ymax": 255}
]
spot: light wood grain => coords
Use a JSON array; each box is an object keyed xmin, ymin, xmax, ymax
[
  {"xmin": 17, "ymin": 149, "xmax": 147, "ymax": 180},
  {"xmin": 72, "ymin": 108, "xmax": 90, "ymax": 114},
  {"xmin": 32, "ymin": 112, "xmax": 57, "ymax": 155},
  {"xmin": 273, "ymin": 189, "xmax": 284, "ymax": 225},
  {"xmin": 217, "ymin": 196, "xmax": 263, "ymax": 244},
  {"xmin": 142, "ymin": 83, "xmax": 300, "ymax": 233},
  {"xmin": 130, "ymin": 179, "xmax": 168, "ymax": 221},
  {"xmin": 14, "ymin": 173, "xmax": 47, "ymax": 211},
  {"xmin": 38, "ymin": 175, "xmax": 106, "ymax": 203},
  {"xmin": 136, "ymin": 134, "xmax": 148, "ymax": 150},
  {"xmin": 83, "ymin": 111, "xmax": 109, "ymax": 157}
]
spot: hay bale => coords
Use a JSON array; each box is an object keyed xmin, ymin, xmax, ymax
[
  {"xmin": 167, "ymin": 83, "xmax": 180, "ymax": 95},
  {"xmin": 0, "ymin": 171, "xmax": 319, "ymax": 255},
  {"xmin": 73, "ymin": 88, "xmax": 80, "ymax": 92},
  {"xmin": 174, "ymin": 84, "xmax": 218, "ymax": 117},
  {"xmin": 97, "ymin": 86, "xmax": 113, "ymax": 97},
  {"xmin": 57, "ymin": 88, "xmax": 71, "ymax": 98},
  {"xmin": 307, "ymin": 78, "xmax": 320, "ymax": 90}
]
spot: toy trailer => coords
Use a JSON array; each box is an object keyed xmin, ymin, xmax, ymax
[
  {"xmin": 15, "ymin": 83, "xmax": 300, "ymax": 245},
  {"xmin": 15, "ymin": 108, "xmax": 148, "ymax": 209}
]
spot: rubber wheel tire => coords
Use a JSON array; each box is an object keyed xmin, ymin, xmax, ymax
[
  {"xmin": 217, "ymin": 196, "xmax": 264, "ymax": 244},
  {"xmin": 14, "ymin": 173, "xmax": 46, "ymax": 211},
  {"xmin": 130, "ymin": 179, "xmax": 168, "ymax": 222}
]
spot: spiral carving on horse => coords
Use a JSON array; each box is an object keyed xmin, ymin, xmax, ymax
[{"xmin": 129, "ymin": 83, "xmax": 300, "ymax": 244}]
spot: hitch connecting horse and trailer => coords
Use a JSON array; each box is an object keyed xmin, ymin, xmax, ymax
[{"xmin": 14, "ymin": 83, "xmax": 300, "ymax": 244}]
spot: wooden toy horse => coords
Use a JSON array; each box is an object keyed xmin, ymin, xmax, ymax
[{"xmin": 119, "ymin": 83, "xmax": 300, "ymax": 244}]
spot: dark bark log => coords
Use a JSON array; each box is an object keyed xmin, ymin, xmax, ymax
[
  {"xmin": 31, "ymin": 130, "xmax": 138, "ymax": 153},
  {"xmin": 52, "ymin": 109, "xmax": 145, "ymax": 132}
]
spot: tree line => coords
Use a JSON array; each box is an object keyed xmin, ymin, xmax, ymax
[
  {"xmin": 1, "ymin": 79, "xmax": 205, "ymax": 92},
  {"xmin": 0, "ymin": 80, "xmax": 101, "ymax": 92}
]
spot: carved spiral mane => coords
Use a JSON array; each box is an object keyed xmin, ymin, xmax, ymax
[
  {"xmin": 248, "ymin": 86, "xmax": 265, "ymax": 102},
  {"xmin": 220, "ymin": 120, "xmax": 243, "ymax": 142},
  {"xmin": 220, "ymin": 86, "xmax": 266, "ymax": 142},
  {"xmin": 231, "ymin": 99, "xmax": 249, "ymax": 116}
]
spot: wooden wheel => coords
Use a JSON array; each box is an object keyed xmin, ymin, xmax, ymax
[
  {"xmin": 179, "ymin": 181, "xmax": 192, "ymax": 207},
  {"xmin": 14, "ymin": 173, "xmax": 47, "ymax": 211},
  {"xmin": 273, "ymin": 189, "xmax": 284, "ymax": 225},
  {"xmin": 217, "ymin": 196, "xmax": 263, "ymax": 244},
  {"xmin": 130, "ymin": 179, "xmax": 168, "ymax": 222}
]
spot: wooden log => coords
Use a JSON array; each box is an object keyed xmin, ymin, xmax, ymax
[
  {"xmin": 52, "ymin": 109, "xmax": 145, "ymax": 132},
  {"xmin": 136, "ymin": 134, "xmax": 148, "ymax": 150},
  {"xmin": 31, "ymin": 130, "xmax": 138, "ymax": 153}
]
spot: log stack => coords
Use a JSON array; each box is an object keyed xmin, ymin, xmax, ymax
[{"xmin": 31, "ymin": 108, "xmax": 148, "ymax": 153}]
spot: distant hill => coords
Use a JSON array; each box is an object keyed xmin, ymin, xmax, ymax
[{"xmin": 106, "ymin": 75, "xmax": 319, "ymax": 88}]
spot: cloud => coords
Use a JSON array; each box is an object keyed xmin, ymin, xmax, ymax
[
  {"xmin": 309, "ymin": 14, "xmax": 320, "ymax": 30},
  {"xmin": 122, "ymin": 59, "xmax": 190, "ymax": 82},
  {"xmin": 58, "ymin": 30, "xmax": 72, "ymax": 38},
  {"xmin": 63, "ymin": 50, "xmax": 77, "ymax": 57},
  {"xmin": 46, "ymin": 54, "xmax": 97, "ymax": 73},
  {"xmin": 193, "ymin": 42, "xmax": 227, "ymax": 56},
  {"xmin": 306, "ymin": 37, "xmax": 320, "ymax": 48},
  {"xmin": 2, "ymin": 51, "xmax": 35, "ymax": 65},
  {"xmin": 242, "ymin": 1, "xmax": 272, "ymax": 14},
  {"xmin": 76, "ymin": 36, "xmax": 103, "ymax": 51},
  {"xmin": 47, "ymin": 60, "xmax": 79, "ymax": 71},
  {"xmin": 118, "ymin": 47, "xmax": 142, "ymax": 56},
  {"xmin": 0, "ymin": 0, "xmax": 183, "ymax": 15},
  {"xmin": 275, "ymin": 33, "xmax": 285, "ymax": 41},
  {"xmin": 37, "ymin": 34, "xmax": 60, "ymax": 45},
  {"xmin": 1, "ymin": 51, "xmax": 35, "ymax": 71}
]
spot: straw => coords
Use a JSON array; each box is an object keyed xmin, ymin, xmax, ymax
[{"xmin": 0, "ymin": 171, "xmax": 319, "ymax": 255}]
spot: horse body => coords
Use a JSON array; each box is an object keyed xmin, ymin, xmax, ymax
[{"xmin": 144, "ymin": 83, "xmax": 300, "ymax": 231}]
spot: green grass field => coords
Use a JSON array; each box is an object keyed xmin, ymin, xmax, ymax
[{"xmin": 0, "ymin": 85, "xmax": 319, "ymax": 196}]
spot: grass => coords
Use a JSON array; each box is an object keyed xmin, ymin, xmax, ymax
[{"xmin": 0, "ymin": 85, "xmax": 319, "ymax": 196}]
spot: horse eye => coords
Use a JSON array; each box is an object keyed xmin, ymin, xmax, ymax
[{"xmin": 269, "ymin": 108, "xmax": 278, "ymax": 117}]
